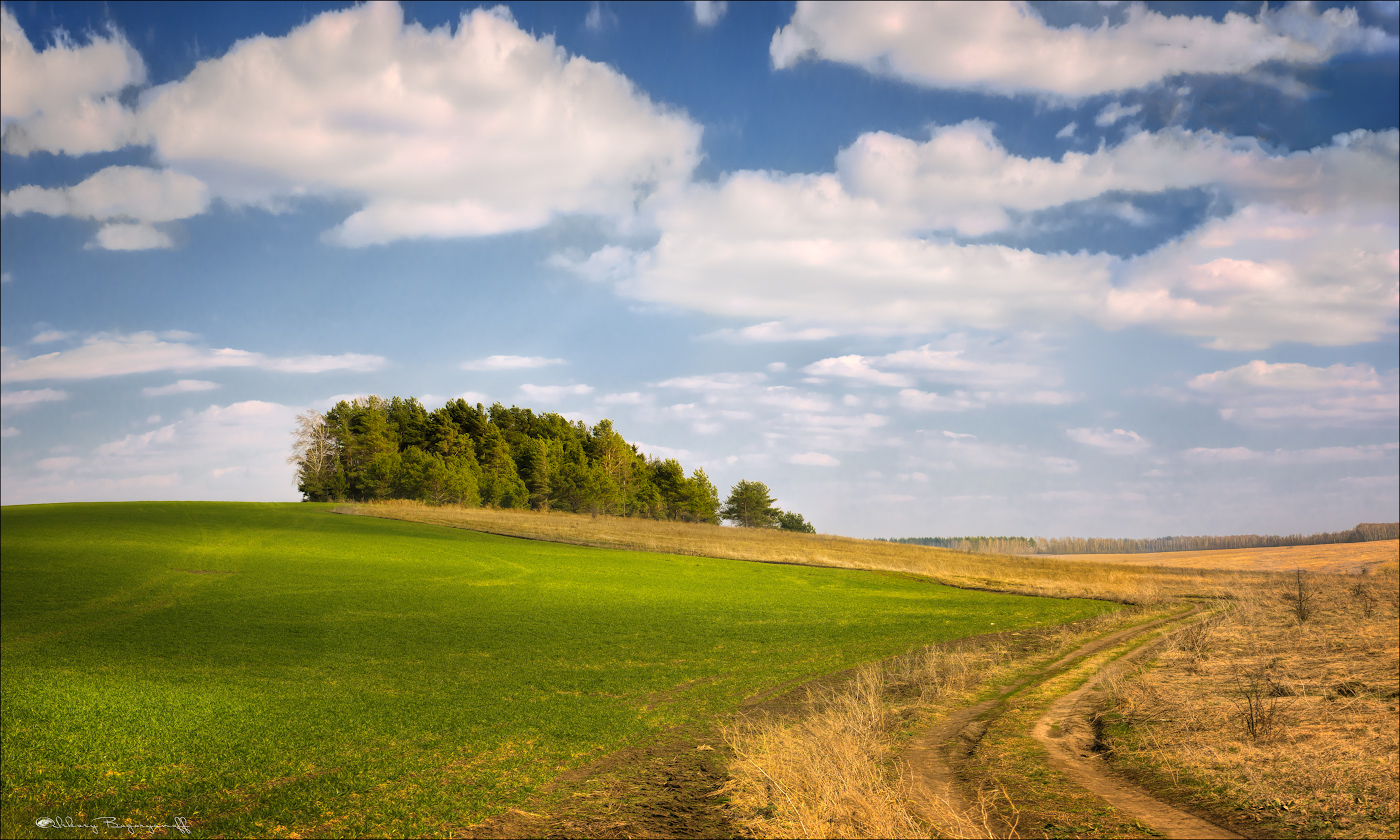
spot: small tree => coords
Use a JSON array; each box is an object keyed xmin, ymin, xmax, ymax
[
  {"xmin": 775, "ymin": 510, "xmax": 816, "ymax": 533},
  {"xmin": 721, "ymin": 480, "xmax": 779, "ymax": 528}
]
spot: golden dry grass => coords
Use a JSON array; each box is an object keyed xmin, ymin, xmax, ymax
[
  {"xmin": 1104, "ymin": 569, "xmax": 1400, "ymax": 838},
  {"xmin": 1043, "ymin": 539, "xmax": 1399, "ymax": 574},
  {"xmin": 341, "ymin": 501, "xmax": 1262, "ymax": 604}
]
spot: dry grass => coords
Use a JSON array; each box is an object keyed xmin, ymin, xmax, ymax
[
  {"xmin": 720, "ymin": 643, "xmax": 1016, "ymax": 839},
  {"xmin": 341, "ymin": 501, "xmax": 1264, "ymax": 604},
  {"xmin": 1043, "ymin": 539, "xmax": 1399, "ymax": 575},
  {"xmin": 719, "ymin": 610, "xmax": 1153, "ymax": 840},
  {"xmin": 1103, "ymin": 569, "xmax": 1400, "ymax": 838}
]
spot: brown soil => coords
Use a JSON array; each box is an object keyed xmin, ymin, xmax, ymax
[{"xmin": 458, "ymin": 727, "xmax": 739, "ymax": 839}]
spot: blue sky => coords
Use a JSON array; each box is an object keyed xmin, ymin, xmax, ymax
[{"xmin": 2, "ymin": 0, "xmax": 1397, "ymax": 539}]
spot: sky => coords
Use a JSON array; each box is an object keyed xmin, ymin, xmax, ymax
[{"xmin": 1, "ymin": 0, "xmax": 1397, "ymax": 539}]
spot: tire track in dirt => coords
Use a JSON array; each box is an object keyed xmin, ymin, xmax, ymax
[{"xmin": 905, "ymin": 605, "xmax": 1244, "ymax": 839}]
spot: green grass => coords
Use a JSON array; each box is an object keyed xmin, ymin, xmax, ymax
[{"xmin": 2, "ymin": 502, "xmax": 1116, "ymax": 838}]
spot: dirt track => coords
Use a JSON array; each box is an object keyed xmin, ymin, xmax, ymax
[{"xmin": 904, "ymin": 605, "xmax": 1246, "ymax": 839}]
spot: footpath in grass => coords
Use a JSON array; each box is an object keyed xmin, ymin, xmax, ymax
[{"xmin": 2, "ymin": 502, "xmax": 1115, "ymax": 838}]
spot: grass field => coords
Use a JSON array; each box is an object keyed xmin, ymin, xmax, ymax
[
  {"xmin": 344, "ymin": 501, "xmax": 1268, "ymax": 604},
  {"xmin": 0, "ymin": 502, "xmax": 1116, "ymax": 838},
  {"xmin": 1041, "ymin": 539, "xmax": 1400, "ymax": 574}
]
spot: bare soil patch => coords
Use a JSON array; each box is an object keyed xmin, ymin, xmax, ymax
[{"xmin": 460, "ymin": 727, "xmax": 737, "ymax": 839}]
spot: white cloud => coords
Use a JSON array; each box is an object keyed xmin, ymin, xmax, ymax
[
  {"xmin": 1066, "ymin": 426, "xmax": 1150, "ymax": 454},
  {"xmin": 657, "ymin": 372, "xmax": 767, "ymax": 394},
  {"xmin": 803, "ymin": 355, "xmax": 913, "ymax": 387},
  {"xmin": 1, "ymin": 427, "xmax": 18, "ymax": 438},
  {"xmin": 89, "ymin": 222, "xmax": 173, "ymax": 251},
  {"xmin": 1186, "ymin": 361, "xmax": 1399, "ymax": 426},
  {"xmin": 769, "ymin": 1, "xmax": 1395, "ymax": 98},
  {"xmin": 1095, "ymin": 101, "xmax": 1142, "ymax": 127},
  {"xmin": 767, "ymin": 362, "xmax": 787, "ymax": 373},
  {"xmin": 942, "ymin": 431, "xmax": 975, "ymax": 440},
  {"xmin": 1184, "ymin": 443, "xmax": 1398, "ymax": 464},
  {"xmin": 692, "ymin": 1, "xmax": 728, "ymax": 27},
  {"xmin": 132, "ymin": 3, "xmax": 698, "ymax": 245},
  {"xmin": 556, "ymin": 125, "xmax": 1397, "ymax": 349},
  {"xmin": 2, "ymin": 400, "xmax": 303, "ymax": 505},
  {"xmin": 1, "ymin": 388, "xmax": 69, "ymax": 411},
  {"xmin": 584, "ymin": 2, "xmax": 618, "ymax": 33},
  {"xmin": 31, "ymin": 330, "xmax": 74, "ymax": 344},
  {"xmin": 3, "ymin": 166, "xmax": 208, "ymax": 223},
  {"xmin": 1, "ymin": 332, "xmax": 386, "ymax": 382},
  {"xmin": 790, "ymin": 451, "xmax": 840, "ymax": 467},
  {"xmin": 897, "ymin": 388, "xmax": 988, "ymax": 412},
  {"xmin": 141, "ymin": 379, "xmax": 221, "ymax": 397},
  {"xmin": 0, "ymin": 6, "xmax": 145, "ymax": 155},
  {"xmin": 707, "ymin": 321, "xmax": 839, "ymax": 342},
  {"xmin": 460, "ymin": 354, "xmax": 565, "ymax": 371},
  {"xmin": 598, "ymin": 391, "xmax": 649, "ymax": 406},
  {"xmin": 1055, "ymin": 121, "xmax": 1076, "ymax": 139},
  {"xmin": 517, "ymin": 383, "xmax": 594, "ymax": 402}
]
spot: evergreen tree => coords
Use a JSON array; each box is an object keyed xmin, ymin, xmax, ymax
[
  {"xmin": 720, "ymin": 480, "xmax": 778, "ymax": 528},
  {"xmin": 775, "ymin": 510, "xmax": 816, "ymax": 533}
]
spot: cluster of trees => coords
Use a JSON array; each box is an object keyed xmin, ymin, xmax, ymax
[
  {"xmin": 882, "ymin": 522, "xmax": 1399, "ymax": 555},
  {"xmin": 289, "ymin": 396, "xmax": 815, "ymax": 532}
]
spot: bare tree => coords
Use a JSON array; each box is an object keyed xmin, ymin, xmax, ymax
[{"xmin": 288, "ymin": 409, "xmax": 339, "ymax": 500}]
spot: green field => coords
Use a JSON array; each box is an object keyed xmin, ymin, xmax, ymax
[{"xmin": 2, "ymin": 502, "xmax": 1115, "ymax": 838}]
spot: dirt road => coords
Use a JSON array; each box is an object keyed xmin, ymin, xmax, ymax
[{"xmin": 905, "ymin": 606, "xmax": 1245, "ymax": 839}]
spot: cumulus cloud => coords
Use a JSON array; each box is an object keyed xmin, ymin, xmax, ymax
[
  {"xmin": 0, "ymin": 6, "xmax": 145, "ymax": 155},
  {"xmin": 554, "ymin": 124, "xmax": 1397, "ymax": 349},
  {"xmin": 692, "ymin": 1, "xmax": 728, "ymax": 27},
  {"xmin": 3, "ymin": 166, "xmax": 208, "ymax": 222},
  {"xmin": 141, "ymin": 379, "xmax": 221, "ymax": 397},
  {"xmin": 3, "ymin": 166, "xmax": 209, "ymax": 249},
  {"xmin": 769, "ymin": 1, "xmax": 1395, "ymax": 98},
  {"xmin": 1186, "ymin": 360, "xmax": 1399, "ymax": 426},
  {"xmin": 127, "ymin": 2, "xmax": 699, "ymax": 245},
  {"xmin": 1, "ymin": 332, "xmax": 386, "ymax": 382},
  {"xmin": 1066, "ymin": 427, "xmax": 1150, "ymax": 454},
  {"xmin": 460, "ymin": 354, "xmax": 565, "ymax": 371},
  {"xmin": 790, "ymin": 451, "xmax": 840, "ymax": 467}
]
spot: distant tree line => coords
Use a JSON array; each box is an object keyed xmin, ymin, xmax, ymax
[
  {"xmin": 289, "ymin": 396, "xmax": 815, "ymax": 531},
  {"xmin": 880, "ymin": 523, "xmax": 1399, "ymax": 555}
]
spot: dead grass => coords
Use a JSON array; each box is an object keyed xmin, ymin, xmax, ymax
[
  {"xmin": 341, "ymin": 501, "xmax": 1263, "ymax": 605},
  {"xmin": 1103, "ymin": 568, "xmax": 1400, "ymax": 838},
  {"xmin": 719, "ymin": 611, "xmax": 1154, "ymax": 839},
  {"xmin": 1043, "ymin": 539, "xmax": 1399, "ymax": 575}
]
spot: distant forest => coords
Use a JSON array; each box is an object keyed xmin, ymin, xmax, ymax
[
  {"xmin": 881, "ymin": 523, "xmax": 1400, "ymax": 555},
  {"xmin": 290, "ymin": 396, "xmax": 725, "ymax": 521}
]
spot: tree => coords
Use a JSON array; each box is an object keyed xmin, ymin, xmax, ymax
[
  {"xmin": 775, "ymin": 510, "xmax": 816, "ymax": 533},
  {"xmin": 685, "ymin": 468, "xmax": 721, "ymax": 524},
  {"xmin": 288, "ymin": 409, "xmax": 341, "ymax": 501},
  {"xmin": 720, "ymin": 480, "xmax": 778, "ymax": 528}
]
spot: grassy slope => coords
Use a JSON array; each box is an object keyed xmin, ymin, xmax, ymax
[{"xmin": 1, "ymin": 502, "xmax": 1114, "ymax": 838}]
